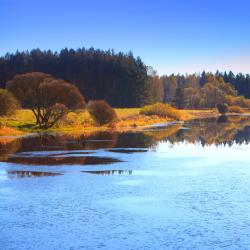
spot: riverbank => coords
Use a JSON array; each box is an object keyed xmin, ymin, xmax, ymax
[{"xmin": 0, "ymin": 108, "xmax": 219, "ymax": 136}]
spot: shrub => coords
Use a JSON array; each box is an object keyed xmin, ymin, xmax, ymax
[
  {"xmin": 87, "ymin": 100, "xmax": 117, "ymax": 125},
  {"xmin": 225, "ymin": 95, "xmax": 250, "ymax": 108},
  {"xmin": 0, "ymin": 89, "xmax": 19, "ymax": 116},
  {"xmin": 140, "ymin": 103, "xmax": 182, "ymax": 120},
  {"xmin": 228, "ymin": 105, "xmax": 244, "ymax": 113},
  {"xmin": 224, "ymin": 95, "xmax": 233, "ymax": 105},
  {"xmin": 216, "ymin": 103, "xmax": 228, "ymax": 114},
  {"xmin": 233, "ymin": 96, "xmax": 249, "ymax": 108}
]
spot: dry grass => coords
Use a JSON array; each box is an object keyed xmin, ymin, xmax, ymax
[
  {"xmin": 0, "ymin": 107, "xmax": 220, "ymax": 136},
  {"xmin": 180, "ymin": 109, "xmax": 218, "ymax": 120},
  {"xmin": 115, "ymin": 108, "xmax": 141, "ymax": 118},
  {"xmin": 0, "ymin": 127, "xmax": 24, "ymax": 136}
]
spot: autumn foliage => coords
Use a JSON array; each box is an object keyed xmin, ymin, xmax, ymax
[
  {"xmin": 7, "ymin": 72, "xmax": 85, "ymax": 128},
  {"xmin": 87, "ymin": 100, "xmax": 117, "ymax": 125},
  {"xmin": 140, "ymin": 103, "xmax": 182, "ymax": 120},
  {"xmin": 0, "ymin": 89, "xmax": 19, "ymax": 116}
]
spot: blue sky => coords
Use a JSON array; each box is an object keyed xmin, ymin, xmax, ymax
[{"xmin": 1, "ymin": 0, "xmax": 250, "ymax": 75}]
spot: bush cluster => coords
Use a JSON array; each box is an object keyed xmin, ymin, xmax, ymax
[
  {"xmin": 228, "ymin": 105, "xmax": 244, "ymax": 113},
  {"xmin": 225, "ymin": 95, "xmax": 250, "ymax": 108},
  {"xmin": 140, "ymin": 103, "xmax": 182, "ymax": 120}
]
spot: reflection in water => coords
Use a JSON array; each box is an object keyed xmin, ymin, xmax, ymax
[
  {"xmin": 107, "ymin": 149, "xmax": 148, "ymax": 154},
  {"xmin": 7, "ymin": 170, "xmax": 62, "ymax": 178},
  {"xmin": 1, "ymin": 116, "xmax": 250, "ymax": 165},
  {"xmin": 2, "ymin": 116, "xmax": 250, "ymax": 249},
  {"xmin": 167, "ymin": 116, "xmax": 250, "ymax": 146},
  {"xmin": 82, "ymin": 170, "xmax": 132, "ymax": 175},
  {"xmin": 6, "ymin": 132, "xmax": 119, "ymax": 154},
  {"xmin": 8, "ymin": 156, "xmax": 123, "ymax": 165},
  {"xmin": 217, "ymin": 115, "xmax": 228, "ymax": 123},
  {"xmin": 49, "ymin": 151, "xmax": 94, "ymax": 156},
  {"xmin": 0, "ymin": 137, "xmax": 21, "ymax": 161}
]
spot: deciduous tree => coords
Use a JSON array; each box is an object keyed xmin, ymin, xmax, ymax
[{"xmin": 7, "ymin": 72, "xmax": 85, "ymax": 128}]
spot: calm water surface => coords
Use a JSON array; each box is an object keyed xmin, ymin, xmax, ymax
[{"xmin": 1, "ymin": 116, "xmax": 250, "ymax": 249}]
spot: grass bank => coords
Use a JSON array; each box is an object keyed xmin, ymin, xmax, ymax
[{"xmin": 0, "ymin": 108, "xmax": 219, "ymax": 136}]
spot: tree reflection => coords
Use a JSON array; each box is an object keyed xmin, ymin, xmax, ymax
[
  {"xmin": 7, "ymin": 170, "xmax": 62, "ymax": 178},
  {"xmin": 0, "ymin": 137, "xmax": 21, "ymax": 161},
  {"xmin": 166, "ymin": 116, "xmax": 250, "ymax": 146},
  {"xmin": 82, "ymin": 170, "xmax": 132, "ymax": 175},
  {"xmin": 2, "ymin": 116, "xmax": 250, "ymax": 164}
]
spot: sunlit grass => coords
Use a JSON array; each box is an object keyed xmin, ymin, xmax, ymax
[{"xmin": 0, "ymin": 107, "xmax": 220, "ymax": 136}]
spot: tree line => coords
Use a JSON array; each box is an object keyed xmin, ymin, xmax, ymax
[
  {"xmin": 0, "ymin": 48, "xmax": 157, "ymax": 107},
  {"xmin": 161, "ymin": 71, "xmax": 250, "ymax": 109},
  {"xmin": 0, "ymin": 48, "xmax": 249, "ymax": 109}
]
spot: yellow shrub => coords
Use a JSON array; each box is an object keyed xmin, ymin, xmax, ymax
[
  {"xmin": 140, "ymin": 103, "xmax": 182, "ymax": 120},
  {"xmin": 228, "ymin": 105, "xmax": 244, "ymax": 113}
]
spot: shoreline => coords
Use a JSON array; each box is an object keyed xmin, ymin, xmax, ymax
[{"xmin": 0, "ymin": 109, "xmax": 220, "ymax": 137}]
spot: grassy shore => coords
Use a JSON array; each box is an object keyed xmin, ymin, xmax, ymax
[{"xmin": 0, "ymin": 108, "xmax": 219, "ymax": 136}]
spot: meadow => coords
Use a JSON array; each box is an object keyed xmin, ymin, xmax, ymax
[{"xmin": 0, "ymin": 108, "xmax": 219, "ymax": 136}]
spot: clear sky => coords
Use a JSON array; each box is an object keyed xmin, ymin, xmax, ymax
[{"xmin": 1, "ymin": 0, "xmax": 250, "ymax": 75}]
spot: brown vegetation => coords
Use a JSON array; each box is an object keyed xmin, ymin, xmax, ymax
[
  {"xmin": 87, "ymin": 100, "xmax": 117, "ymax": 125},
  {"xmin": 0, "ymin": 89, "xmax": 19, "ymax": 116},
  {"xmin": 140, "ymin": 103, "xmax": 182, "ymax": 120},
  {"xmin": 228, "ymin": 105, "xmax": 244, "ymax": 113},
  {"xmin": 7, "ymin": 72, "xmax": 85, "ymax": 128}
]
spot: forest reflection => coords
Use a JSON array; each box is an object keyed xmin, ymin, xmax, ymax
[
  {"xmin": 7, "ymin": 170, "xmax": 62, "ymax": 178},
  {"xmin": 1, "ymin": 116, "xmax": 250, "ymax": 164},
  {"xmin": 82, "ymin": 170, "xmax": 133, "ymax": 175}
]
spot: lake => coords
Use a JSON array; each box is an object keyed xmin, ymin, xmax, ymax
[{"xmin": 1, "ymin": 116, "xmax": 250, "ymax": 249}]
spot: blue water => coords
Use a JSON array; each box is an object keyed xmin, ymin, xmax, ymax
[{"xmin": 1, "ymin": 118, "xmax": 250, "ymax": 249}]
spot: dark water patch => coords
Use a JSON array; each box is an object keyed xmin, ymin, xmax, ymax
[
  {"xmin": 15, "ymin": 132, "xmax": 119, "ymax": 153},
  {"xmin": 15, "ymin": 150, "xmax": 95, "ymax": 157},
  {"xmin": 84, "ymin": 157, "xmax": 123, "ymax": 165},
  {"xmin": 84, "ymin": 140, "xmax": 114, "ymax": 142},
  {"xmin": 7, "ymin": 170, "xmax": 62, "ymax": 178},
  {"xmin": 7, "ymin": 156, "xmax": 123, "ymax": 166},
  {"xmin": 82, "ymin": 170, "xmax": 132, "ymax": 175},
  {"xmin": 49, "ymin": 151, "xmax": 94, "ymax": 157},
  {"xmin": 107, "ymin": 149, "xmax": 148, "ymax": 154},
  {"xmin": 180, "ymin": 127, "xmax": 190, "ymax": 130}
]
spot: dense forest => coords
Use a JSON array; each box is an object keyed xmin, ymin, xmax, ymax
[
  {"xmin": 0, "ymin": 48, "xmax": 156, "ymax": 107},
  {"xmin": 0, "ymin": 48, "xmax": 249, "ymax": 108}
]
